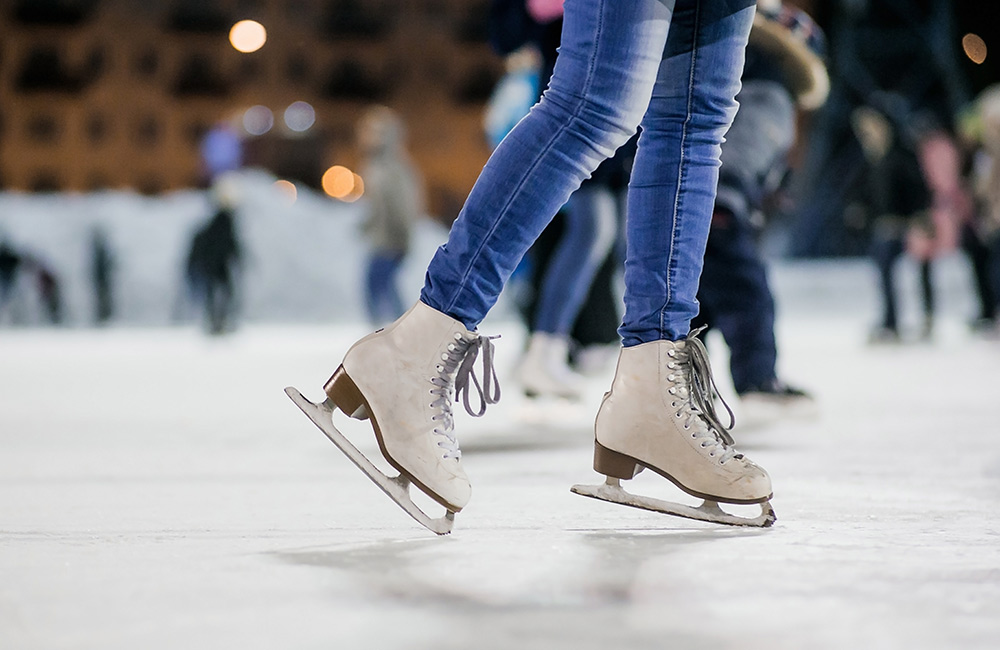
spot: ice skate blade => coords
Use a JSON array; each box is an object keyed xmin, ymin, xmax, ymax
[
  {"xmin": 285, "ymin": 386, "xmax": 456, "ymax": 536},
  {"xmin": 570, "ymin": 478, "xmax": 776, "ymax": 528}
]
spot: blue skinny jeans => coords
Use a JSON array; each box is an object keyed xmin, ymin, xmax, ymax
[{"xmin": 421, "ymin": 0, "xmax": 755, "ymax": 345}]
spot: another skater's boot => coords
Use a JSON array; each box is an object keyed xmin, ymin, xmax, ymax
[
  {"xmin": 517, "ymin": 332, "xmax": 585, "ymax": 400},
  {"xmin": 594, "ymin": 332, "xmax": 772, "ymax": 505},
  {"xmin": 324, "ymin": 301, "xmax": 500, "ymax": 511}
]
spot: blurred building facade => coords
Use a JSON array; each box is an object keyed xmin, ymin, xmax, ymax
[{"xmin": 0, "ymin": 0, "xmax": 502, "ymax": 218}]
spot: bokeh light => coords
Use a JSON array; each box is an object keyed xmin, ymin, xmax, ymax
[
  {"xmin": 284, "ymin": 101, "xmax": 316, "ymax": 132},
  {"xmin": 229, "ymin": 20, "xmax": 267, "ymax": 53},
  {"xmin": 242, "ymin": 105, "xmax": 274, "ymax": 136},
  {"xmin": 343, "ymin": 174, "xmax": 365, "ymax": 203},
  {"xmin": 322, "ymin": 166, "xmax": 358, "ymax": 200},
  {"xmin": 273, "ymin": 179, "xmax": 297, "ymax": 203},
  {"xmin": 962, "ymin": 33, "xmax": 987, "ymax": 64}
]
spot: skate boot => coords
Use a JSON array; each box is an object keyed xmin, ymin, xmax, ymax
[
  {"xmin": 286, "ymin": 301, "xmax": 500, "ymax": 534},
  {"xmin": 517, "ymin": 332, "xmax": 585, "ymax": 400},
  {"xmin": 572, "ymin": 330, "xmax": 775, "ymax": 527}
]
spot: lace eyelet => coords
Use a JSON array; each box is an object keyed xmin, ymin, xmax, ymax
[
  {"xmin": 675, "ymin": 412, "xmax": 682, "ymax": 418},
  {"xmin": 670, "ymin": 402, "xmax": 677, "ymax": 408},
  {"xmin": 683, "ymin": 425, "xmax": 690, "ymax": 430}
]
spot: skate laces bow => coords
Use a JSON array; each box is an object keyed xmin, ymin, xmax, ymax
[
  {"xmin": 454, "ymin": 333, "xmax": 501, "ymax": 417},
  {"xmin": 677, "ymin": 327, "xmax": 737, "ymax": 449},
  {"xmin": 430, "ymin": 332, "xmax": 501, "ymax": 458}
]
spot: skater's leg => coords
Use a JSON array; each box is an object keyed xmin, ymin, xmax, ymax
[
  {"xmin": 518, "ymin": 186, "xmax": 617, "ymax": 398},
  {"xmin": 620, "ymin": 0, "xmax": 757, "ymax": 346},
  {"xmin": 593, "ymin": 0, "xmax": 773, "ymax": 508},
  {"xmin": 534, "ymin": 186, "xmax": 618, "ymax": 335},
  {"xmin": 697, "ymin": 211, "xmax": 777, "ymax": 394},
  {"xmin": 872, "ymin": 234, "xmax": 903, "ymax": 332},
  {"xmin": 421, "ymin": 0, "xmax": 675, "ymax": 329},
  {"xmin": 961, "ymin": 222, "xmax": 997, "ymax": 322}
]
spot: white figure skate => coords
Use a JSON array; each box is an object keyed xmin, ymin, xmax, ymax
[
  {"xmin": 286, "ymin": 301, "xmax": 500, "ymax": 535},
  {"xmin": 518, "ymin": 332, "xmax": 585, "ymax": 400},
  {"xmin": 571, "ymin": 331, "xmax": 776, "ymax": 527}
]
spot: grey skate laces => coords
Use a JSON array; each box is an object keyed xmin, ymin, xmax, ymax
[
  {"xmin": 430, "ymin": 332, "xmax": 501, "ymax": 459},
  {"xmin": 670, "ymin": 328, "xmax": 738, "ymax": 460}
]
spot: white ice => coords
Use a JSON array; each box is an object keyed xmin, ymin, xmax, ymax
[{"xmin": 2, "ymin": 190, "xmax": 1000, "ymax": 649}]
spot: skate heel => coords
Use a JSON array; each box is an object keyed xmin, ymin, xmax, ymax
[
  {"xmin": 324, "ymin": 366, "xmax": 370, "ymax": 420},
  {"xmin": 594, "ymin": 441, "xmax": 642, "ymax": 480}
]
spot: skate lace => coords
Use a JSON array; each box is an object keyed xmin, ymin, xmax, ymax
[
  {"xmin": 429, "ymin": 332, "xmax": 502, "ymax": 459},
  {"xmin": 666, "ymin": 328, "xmax": 740, "ymax": 464}
]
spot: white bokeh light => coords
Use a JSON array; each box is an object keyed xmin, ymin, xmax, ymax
[
  {"xmin": 284, "ymin": 101, "xmax": 316, "ymax": 132},
  {"xmin": 242, "ymin": 105, "xmax": 274, "ymax": 136}
]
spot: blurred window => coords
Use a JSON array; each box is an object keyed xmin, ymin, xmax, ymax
[
  {"xmin": 322, "ymin": 59, "xmax": 385, "ymax": 101},
  {"xmin": 16, "ymin": 47, "xmax": 82, "ymax": 93},
  {"xmin": 168, "ymin": 0, "xmax": 230, "ymax": 33},
  {"xmin": 286, "ymin": 53, "xmax": 310, "ymax": 83},
  {"xmin": 173, "ymin": 54, "xmax": 229, "ymax": 96},
  {"xmin": 14, "ymin": 0, "xmax": 97, "ymax": 26},
  {"xmin": 135, "ymin": 49, "xmax": 159, "ymax": 78},
  {"xmin": 26, "ymin": 115, "xmax": 61, "ymax": 143},
  {"xmin": 323, "ymin": 0, "xmax": 390, "ymax": 38},
  {"xmin": 29, "ymin": 171, "xmax": 61, "ymax": 192},
  {"xmin": 453, "ymin": 64, "xmax": 502, "ymax": 104}
]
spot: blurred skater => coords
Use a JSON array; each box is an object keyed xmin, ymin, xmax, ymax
[
  {"xmin": 692, "ymin": 1, "xmax": 827, "ymax": 418},
  {"xmin": 186, "ymin": 183, "xmax": 242, "ymax": 335},
  {"xmin": 90, "ymin": 228, "xmax": 115, "ymax": 325},
  {"xmin": 970, "ymin": 85, "xmax": 1000, "ymax": 334},
  {"xmin": 0, "ymin": 241, "xmax": 22, "ymax": 323},
  {"xmin": 357, "ymin": 106, "xmax": 423, "ymax": 327},
  {"xmin": 852, "ymin": 104, "xmax": 936, "ymax": 343}
]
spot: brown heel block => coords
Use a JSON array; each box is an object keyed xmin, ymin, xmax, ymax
[
  {"xmin": 594, "ymin": 442, "xmax": 641, "ymax": 480},
  {"xmin": 323, "ymin": 366, "xmax": 367, "ymax": 418}
]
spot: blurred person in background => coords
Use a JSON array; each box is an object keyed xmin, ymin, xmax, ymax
[
  {"xmin": 853, "ymin": 102, "xmax": 936, "ymax": 343},
  {"xmin": 692, "ymin": 0, "xmax": 828, "ymax": 421},
  {"xmin": 0, "ymin": 240, "xmax": 23, "ymax": 324},
  {"xmin": 912, "ymin": 120, "xmax": 996, "ymax": 334},
  {"xmin": 357, "ymin": 106, "xmax": 424, "ymax": 327},
  {"xmin": 970, "ymin": 85, "xmax": 1000, "ymax": 330},
  {"xmin": 185, "ymin": 181, "xmax": 243, "ymax": 335},
  {"xmin": 90, "ymin": 227, "xmax": 115, "ymax": 325}
]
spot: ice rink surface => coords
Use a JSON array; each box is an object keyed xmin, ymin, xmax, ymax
[{"xmin": 1, "ymin": 260, "xmax": 999, "ymax": 650}]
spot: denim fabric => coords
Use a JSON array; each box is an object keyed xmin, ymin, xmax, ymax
[
  {"xmin": 365, "ymin": 251, "xmax": 405, "ymax": 326},
  {"xmin": 421, "ymin": 0, "xmax": 755, "ymax": 345},
  {"xmin": 533, "ymin": 185, "xmax": 619, "ymax": 335}
]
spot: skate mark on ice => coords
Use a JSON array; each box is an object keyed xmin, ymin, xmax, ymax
[
  {"xmin": 285, "ymin": 387, "xmax": 456, "ymax": 535},
  {"xmin": 571, "ymin": 478, "xmax": 776, "ymax": 528}
]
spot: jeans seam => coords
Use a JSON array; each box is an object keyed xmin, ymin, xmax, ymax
[
  {"xmin": 444, "ymin": 0, "xmax": 607, "ymax": 317},
  {"xmin": 660, "ymin": 0, "xmax": 702, "ymax": 340}
]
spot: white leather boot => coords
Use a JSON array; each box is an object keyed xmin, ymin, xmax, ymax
[
  {"xmin": 518, "ymin": 332, "xmax": 585, "ymax": 399},
  {"xmin": 593, "ymin": 335, "xmax": 772, "ymax": 504},
  {"xmin": 323, "ymin": 301, "xmax": 499, "ymax": 512}
]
